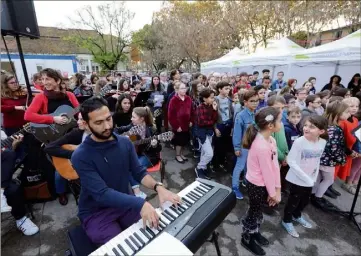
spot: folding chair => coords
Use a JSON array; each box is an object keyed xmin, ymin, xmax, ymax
[{"xmin": 146, "ymin": 154, "xmax": 166, "ymax": 182}]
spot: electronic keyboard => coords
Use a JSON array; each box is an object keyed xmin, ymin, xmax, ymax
[{"xmin": 89, "ymin": 179, "xmax": 236, "ymax": 256}]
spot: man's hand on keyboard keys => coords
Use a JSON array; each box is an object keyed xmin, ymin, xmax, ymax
[
  {"xmin": 141, "ymin": 201, "xmax": 159, "ymax": 229},
  {"xmin": 157, "ymin": 186, "xmax": 182, "ymax": 208}
]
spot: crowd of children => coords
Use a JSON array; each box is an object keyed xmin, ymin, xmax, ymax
[{"xmin": 167, "ymin": 71, "xmax": 361, "ymax": 256}]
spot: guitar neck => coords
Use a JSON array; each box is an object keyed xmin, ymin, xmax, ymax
[
  {"xmin": 69, "ymin": 105, "xmax": 81, "ymax": 117},
  {"xmin": 133, "ymin": 135, "xmax": 156, "ymax": 146},
  {"xmin": 1, "ymin": 129, "xmax": 25, "ymax": 148}
]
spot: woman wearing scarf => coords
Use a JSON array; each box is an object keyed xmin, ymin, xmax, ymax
[
  {"xmin": 24, "ymin": 68, "xmax": 79, "ymax": 206},
  {"xmin": 25, "ymin": 68, "xmax": 79, "ymax": 125}
]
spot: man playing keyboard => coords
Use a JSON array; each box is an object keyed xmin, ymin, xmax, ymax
[{"xmin": 71, "ymin": 96, "xmax": 181, "ymax": 245}]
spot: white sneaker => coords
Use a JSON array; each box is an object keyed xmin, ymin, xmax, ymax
[
  {"xmin": 1, "ymin": 189, "xmax": 12, "ymax": 213},
  {"xmin": 135, "ymin": 191, "xmax": 147, "ymax": 200},
  {"xmin": 16, "ymin": 217, "xmax": 39, "ymax": 236}
]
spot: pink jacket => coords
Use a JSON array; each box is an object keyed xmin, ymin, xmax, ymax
[{"xmin": 246, "ymin": 134, "xmax": 281, "ymax": 197}]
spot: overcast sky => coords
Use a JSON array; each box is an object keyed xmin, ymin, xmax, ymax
[{"xmin": 34, "ymin": 1, "xmax": 163, "ymax": 32}]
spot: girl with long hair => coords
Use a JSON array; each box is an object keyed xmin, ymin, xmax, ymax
[
  {"xmin": 149, "ymin": 75, "xmax": 166, "ymax": 134},
  {"xmin": 348, "ymin": 73, "xmax": 361, "ymax": 96},
  {"xmin": 112, "ymin": 94, "xmax": 134, "ymax": 127},
  {"xmin": 241, "ymin": 107, "xmax": 282, "ymax": 255},
  {"xmin": 311, "ymin": 101, "xmax": 349, "ymax": 208},
  {"xmin": 190, "ymin": 80, "xmax": 204, "ymax": 158},
  {"xmin": 282, "ymin": 115, "xmax": 327, "ymax": 238},
  {"xmin": 1, "ymin": 73, "xmax": 28, "ymax": 136}
]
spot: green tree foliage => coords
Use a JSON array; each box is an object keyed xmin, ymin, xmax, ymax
[{"xmin": 66, "ymin": 1, "xmax": 133, "ymax": 71}]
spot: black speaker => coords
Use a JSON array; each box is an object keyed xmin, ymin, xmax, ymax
[{"xmin": 1, "ymin": 0, "xmax": 40, "ymax": 39}]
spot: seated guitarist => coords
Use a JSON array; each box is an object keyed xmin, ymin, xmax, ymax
[
  {"xmin": 70, "ymin": 97, "xmax": 180, "ymax": 245},
  {"xmin": 24, "ymin": 68, "xmax": 79, "ymax": 126},
  {"xmin": 118, "ymin": 106, "xmax": 162, "ymax": 168},
  {"xmin": 24, "ymin": 68, "xmax": 79, "ymax": 205}
]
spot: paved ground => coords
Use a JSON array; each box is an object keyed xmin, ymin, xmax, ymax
[{"xmin": 2, "ymin": 146, "xmax": 361, "ymax": 256}]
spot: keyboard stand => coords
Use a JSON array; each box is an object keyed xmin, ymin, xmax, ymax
[{"xmin": 206, "ymin": 231, "xmax": 221, "ymax": 256}]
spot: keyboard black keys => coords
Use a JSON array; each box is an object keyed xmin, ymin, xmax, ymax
[
  {"xmin": 195, "ymin": 187, "xmax": 207, "ymax": 194},
  {"xmin": 133, "ymin": 232, "xmax": 145, "ymax": 246},
  {"xmin": 171, "ymin": 205, "xmax": 183, "ymax": 214},
  {"xmin": 146, "ymin": 226, "xmax": 156, "ymax": 237},
  {"xmin": 140, "ymin": 228, "xmax": 152, "ymax": 240},
  {"xmin": 129, "ymin": 235, "xmax": 141, "ymax": 249},
  {"xmin": 125, "ymin": 238, "xmax": 136, "ymax": 252},
  {"xmin": 186, "ymin": 193, "xmax": 198, "ymax": 201},
  {"xmin": 112, "ymin": 248, "xmax": 121, "ymax": 256},
  {"xmin": 161, "ymin": 212, "xmax": 174, "ymax": 222},
  {"xmin": 164, "ymin": 209, "xmax": 177, "ymax": 219},
  {"xmin": 189, "ymin": 191, "xmax": 201, "ymax": 199},
  {"xmin": 182, "ymin": 197, "xmax": 192, "ymax": 206},
  {"xmin": 117, "ymin": 244, "xmax": 129, "ymax": 256},
  {"xmin": 178, "ymin": 204, "xmax": 187, "ymax": 211}
]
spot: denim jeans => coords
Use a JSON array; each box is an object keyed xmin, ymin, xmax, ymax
[
  {"xmin": 55, "ymin": 171, "xmax": 67, "ymax": 194},
  {"xmin": 232, "ymin": 148, "xmax": 248, "ymax": 189}
]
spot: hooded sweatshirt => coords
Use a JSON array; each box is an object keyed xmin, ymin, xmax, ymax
[{"xmin": 71, "ymin": 133, "xmax": 147, "ymax": 221}]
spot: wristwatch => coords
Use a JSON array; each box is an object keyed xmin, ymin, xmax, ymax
[{"xmin": 154, "ymin": 182, "xmax": 164, "ymax": 192}]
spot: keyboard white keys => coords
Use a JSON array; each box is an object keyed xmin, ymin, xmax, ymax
[{"xmin": 89, "ymin": 180, "xmax": 215, "ymax": 256}]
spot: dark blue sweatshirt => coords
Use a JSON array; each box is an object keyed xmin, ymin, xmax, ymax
[
  {"xmin": 283, "ymin": 119, "xmax": 301, "ymax": 150},
  {"xmin": 71, "ymin": 133, "xmax": 147, "ymax": 221}
]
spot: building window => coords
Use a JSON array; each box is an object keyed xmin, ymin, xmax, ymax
[
  {"xmin": 36, "ymin": 65, "xmax": 43, "ymax": 72},
  {"xmin": 335, "ymin": 30, "xmax": 342, "ymax": 39},
  {"xmin": 92, "ymin": 65, "xmax": 99, "ymax": 72}
]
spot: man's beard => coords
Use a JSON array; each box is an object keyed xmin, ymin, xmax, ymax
[{"xmin": 88, "ymin": 125, "xmax": 114, "ymax": 140}]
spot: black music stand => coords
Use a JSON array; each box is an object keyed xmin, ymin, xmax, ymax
[
  {"xmin": 134, "ymin": 91, "xmax": 152, "ymax": 107},
  {"xmin": 76, "ymin": 95, "xmax": 93, "ymax": 104},
  {"xmin": 347, "ymin": 124, "xmax": 361, "ymax": 233}
]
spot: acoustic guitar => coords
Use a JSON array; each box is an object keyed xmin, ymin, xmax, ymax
[
  {"xmin": 51, "ymin": 125, "xmax": 143, "ymax": 180},
  {"xmin": 52, "ymin": 130, "xmax": 173, "ymax": 180}
]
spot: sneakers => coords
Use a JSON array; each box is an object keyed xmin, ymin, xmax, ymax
[
  {"xmin": 293, "ymin": 216, "xmax": 312, "ymax": 229},
  {"xmin": 232, "ymin": 187, "xmax": 243, "ymax": 200},
  {"xmin": 1, "ymin": 189, "xmax": 12, "ymax": 213},
  {"xmin": 341, "ymin": 183, "xmax": 356, "ymax": 195},
  {"xmin": 241, "ymin": 179, "xmax": 247, "ymax": 187},
  {"xmin": 328, "ymin": 186, "xmax": 341, "ymax": 196},
  {"xmin": 241, "ymin": 233, "xmax": 266, "ymax": 256},
  {"xmin": 195, "ymin": 168, "xmax": 211, "ymax": 180},
  {"xmin": 16, "ymin": 216, "xmax": 39, "ymax": 236},
  {"xmin": 281, "ymin": 221, "xmax": 299, "ymax": 238}
]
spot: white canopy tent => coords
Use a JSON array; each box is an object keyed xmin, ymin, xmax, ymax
[
  {"xmin": 286, "ymin": 29, "xmax": 361, "ymax": 91},
  {"xmin": 200, "ymin": 47, "xmax": 247, "ymax": 74},
  {"xmin": 201, "ymin": 31, "xmax": 360, "ymax": 90},
  {"xmin": 201, "ymin": 37, "xmax": 305, "ymax": 77}
]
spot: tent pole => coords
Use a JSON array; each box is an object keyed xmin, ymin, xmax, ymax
[
  {"xmin": 334, "ymin": 61, "xmax": 340, "ymax": 75},
  {"xmin": 271, "ymin": 66, "xmax": 276, "ymax": 80}
]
